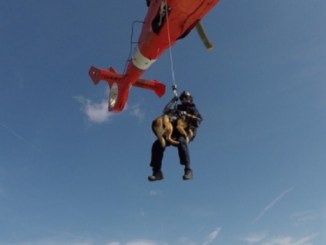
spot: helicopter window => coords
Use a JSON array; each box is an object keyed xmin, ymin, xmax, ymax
[{"xmin": 152, "ymin": 2, "xmax": 170, "ymax": 34}]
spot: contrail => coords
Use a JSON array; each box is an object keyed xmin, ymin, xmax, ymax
[
  {"xmin": 255, "ymin": 187, "xmax": 294, "ymax": 222},
  {"xmin": 0, "ymin": 122, "xmax": 36, "ymax": 148}
]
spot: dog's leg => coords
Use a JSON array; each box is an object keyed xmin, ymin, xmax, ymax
[
  {"xmin": 163, "ymin": 115, "xmax": 179, "ymax": 145},
  {"xmin": 152, "ymin": 116, "xmax": 166, "ymax": 147},
  {"xmin": 188, "ymin": 129, "xmax": 194, "ymax": 142},
  {"xmin": 176, "ymin": 120, "xmax": 190, "ymax": 144}
]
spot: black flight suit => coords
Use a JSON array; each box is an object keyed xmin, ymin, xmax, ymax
[{"xmin": 149, "ymin": 97, "xmax": 203, "ymax": 177}]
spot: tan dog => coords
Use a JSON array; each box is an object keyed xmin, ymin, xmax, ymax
[
  {"xmin": 152, "ymin": 113, "xmax": 195, "ymax": 147},
  {"xmin": 152, "ymin": 114, "xmax": 178, "ymax": 147},
  {"xmin": 176, "ymin": 114, "xmax": 194, "ymax": 144}
]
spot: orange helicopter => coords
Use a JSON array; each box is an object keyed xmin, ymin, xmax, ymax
[{"xmin": 89, "ymin": 0, "xmax": 220, "ymax": 112}]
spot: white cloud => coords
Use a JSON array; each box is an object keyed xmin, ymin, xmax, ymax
[
  {"xmin": 242, "ymin": 232, "xmax": 267, "ymax": 244},
  {"xmin": 202, "ymin": 228, "xmax": 221, "ymax": 245},
  {"xmin": 242, "ymin": 233, "xmax": 317, "ymax": 245},
  {"xmin": 107, "ymin": 242, "xmax": 120, "ymax": 245},
  {"xmin": 149, "ymin": 190, "xmax": 160, "ymax": 196},
  {"xmin": 0, "ymin": 239, "xmax": 165, "ymax": 245},
  {"xmin": 74, "ymin": 96, "xmax": 114, "ymax": 124},
  {"xmin": 75, "ymin": 96, "xmax": 146, "ymax": 124},
  {"xmin": 175, "ymin": 237, "xmax": 197, "ymax": 245},
  {"xmin": 129, "ymin": 104, "xmax": 145, "ymax": 121},
  {"xmin": 0, "ymin": 240, "xmax": 94, "ymax": 245},
  {"xmin": 262, "ymin": 234, "xmax": 317, "ymax": 245},
  {"xmin": 290, "ymin": 209, "xmax": 326, "ymax": 226},
  {"xmin": 125, "ymin": 240, "xmax": 162, "ymax": 245}
]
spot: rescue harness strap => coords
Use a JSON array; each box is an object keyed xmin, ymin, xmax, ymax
[{"xmin": 165, "ymin": 0, "xmax": 179, "ymax": 98}]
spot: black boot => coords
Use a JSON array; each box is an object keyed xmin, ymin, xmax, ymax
[
  {"xmin": 183, "ymin": 168, "xmax": 193, "ymax": 180},
  {"xmin": 148, "ymin": 170, "xmax": 164, "ymax": 181}
]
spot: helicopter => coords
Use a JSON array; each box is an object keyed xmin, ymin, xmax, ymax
[{"xmin": 89, "ymin": 0, "xmax": 220, "ymax": 112}]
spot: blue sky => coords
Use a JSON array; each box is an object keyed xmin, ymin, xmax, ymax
[{"xmin": 1, "ymin": 0, "xmax": 326, "ymax": 244}]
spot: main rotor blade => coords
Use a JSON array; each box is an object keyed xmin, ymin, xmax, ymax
[{"xmin": 195, "ymin": 22, "xmax": 213, "ymax": 50}]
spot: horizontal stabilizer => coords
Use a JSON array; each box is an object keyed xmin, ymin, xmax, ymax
[
  {"xmin": 89, "ymin": 66, "xmax": 165, "ymax": 97},
  {"xmin": 133, "ymin": 78, "xmax": 166, "ymax": 97},
  {"xmin": 88, "ymin": 65, "xmax": 166, "ymax": 112},
  {"xmin": 88, "ymin": 66, "xmax": 123, "ymax": 86}
]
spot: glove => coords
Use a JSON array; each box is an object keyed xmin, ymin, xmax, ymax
[{"xmin": 179, "ymin": 111, "xmax": 187, "ymax": 116}]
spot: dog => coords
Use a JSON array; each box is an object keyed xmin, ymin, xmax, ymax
[
  {"xmin": 152, "ymin": 112, "xmax": 195, "ymax": 147},
  {"xmin": 152, "ymin": 114, "xmax": 178, "ymax": 147},
  {"xmin": 175, "ymin": 114, "xmax": 194, "ymax": 144}
]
